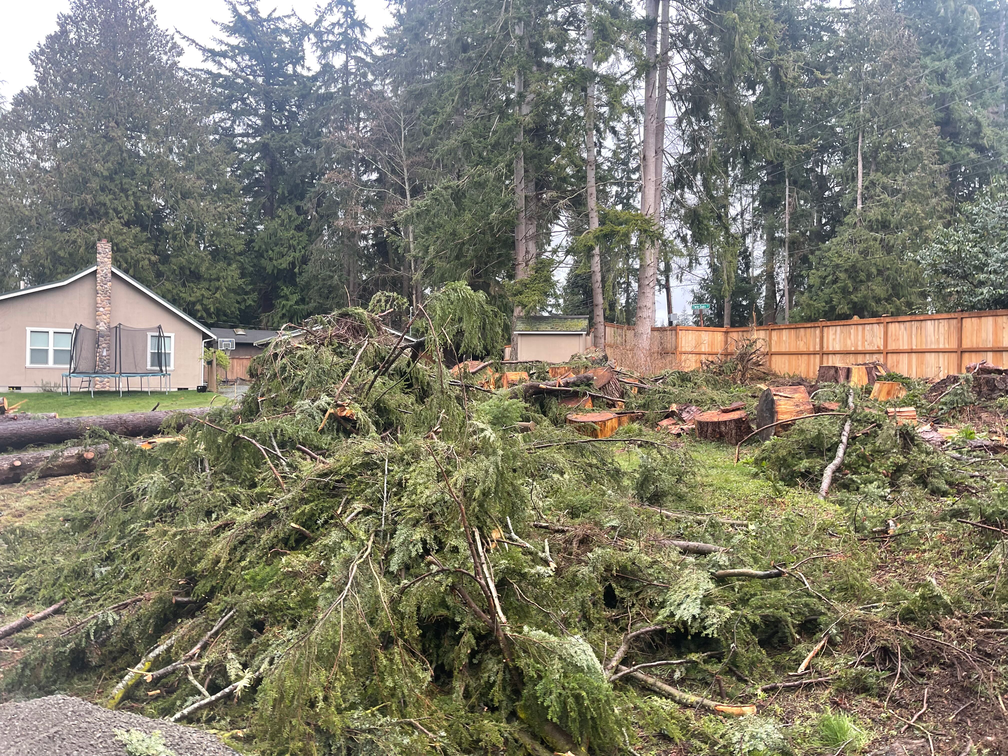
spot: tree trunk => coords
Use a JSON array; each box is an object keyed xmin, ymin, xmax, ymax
[
  {"xmin": 1001, "ymin": 0, "xmax": 1006, "ymax": 119},
  {"xmin": 695, "ymin": 410, "xmax": 752, "ymax": 445},
  {"xmin": 783, "ymin": 172, "xmax": 791, "ymax": 323},
  {"xmin": 0, "ymin": 412, "xmax": 60, "ymax": 422},
  {"xmin": 856, "ymin": 79, "xmax": 864, "ymax": 222},
  {"xmin": 513, "ymin": 19, "xmax": 528, "ymax": 321},
  {"xmin": 763, "ymin": 209, "xmax": 777, "ymax": 325},
  {"xmin": 654, "ymin": 0, "xmax": 671, "ymax": 328},
  {"xmin": 0, "ymin": 408, "xmax": 211, "ymax": 452},
  {"xmin": 870, "ymin": 381, "xmax": 907, "ymax": 401},
  {"xmin": 755, "ymin": 386, "xmax": 813, "ymax": 441},
  {"xmin": 634, "ymin": 0, "xmax": 660, "ymax": 361},
  {"xmin": 0, "ymin": 444, "xmax": 110, "ymax": 485},
  {"xmin": 585, "ymin": 0, "xmax": 604, "ymax": 349}
]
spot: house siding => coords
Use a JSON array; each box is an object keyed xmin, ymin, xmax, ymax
[{"xmin": 0, "ymin": 271, "xmax": 208, "ymax": 391}]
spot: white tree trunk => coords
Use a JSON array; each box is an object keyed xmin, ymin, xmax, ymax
[{"xmin": 634, "ymin": 0, "xmax": 660, "ymax": 360}]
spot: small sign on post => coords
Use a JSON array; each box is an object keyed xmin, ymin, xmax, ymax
[{"xmin": 691, "ymin": 302, "xmax": 711, "ymax": 327}]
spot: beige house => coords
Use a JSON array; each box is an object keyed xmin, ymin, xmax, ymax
[
  {"xmin": 512, "ymin": 316, "xmax": 589, "ymax": 362},
  {"xmin": 0, "ymin": 241, "xmax": 214, "ymax": 392}
]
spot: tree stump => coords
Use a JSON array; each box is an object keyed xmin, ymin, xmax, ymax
[
  {"xmin": 816, "ymin": 365, "xmax": 851, "ymax": 384},
  {"xmin": 695, "ymin": 410, "xmax": 752, "ymax": 445},
  {"xmin": 851, "ymin": 361, "xmax": 886, "ymax": 386},
  {"xmin": 755, "ymin": 386, "xmax": 814, "ymax": 441},
  {"xmin": 567, "ymin": 411, "xmax": 621, "ymax": 439},
  {"xmin": 870, "ymin": 381, "xmax": 907, "ymax": 401}
]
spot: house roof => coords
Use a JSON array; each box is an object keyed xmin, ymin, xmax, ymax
[
  {"xmin": 513, "ymin": 315, "xmax": 589, "ymax": 334},
  {"xmin": 0, "ymin": 265, "xmax": 215, "ymax": 338},
  {"xmin": 210, "ymin": 327, "xmax": 279, "ymax": 346}
]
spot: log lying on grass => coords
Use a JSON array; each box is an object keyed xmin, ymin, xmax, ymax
[
  {"xmin": 0, "ymin": 407, "xmax": 211, "ymax": 452},
  {"xmin": 567, "ymin": 411, "xmax": 622, "ymax": 439},
  {"xmin": 695, "ymin": 409, "xmax": 752, "ymax": 445},
  {"xmin": 0, "ymin": 412, "xmax": 60, "ymax": 422},
  {"xmin": 0, "ymin": 444, "xmax": 110, "ymax": 485},
  {"xmin": 755, "ymin": 386, "xmax": 813, "ymax": 441},
  {"xmin": 816, "ymin": 365, "xmax": 851, "ymax": 384}
]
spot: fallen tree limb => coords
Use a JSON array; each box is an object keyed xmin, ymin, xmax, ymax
[
  {"xmin": 106, "ymin": 633, "xmax": 178, "ymax": 709},
  {"xmin": 0, "ymin": 444, "xmax": 109, "ymax": 485},
  {"xmin": 819, "ymin": 389, "xmax": 854, "ymax": 499},
  {"xmin": 605, "ymin": 625, "xmax": 664, "ymax": 673},
  {"xmin": 660, "ymin": 539, "xmax": 728, "ymax": 555},
  {"xmin": 512, "ymin": 373, "xmax": 594, "ymax": 400},
  {"xmin": 0, "ymin": 407, "xmax": 212, "ymax": 452},
  {"xmin": 713, "ymin": 567, "xmax": 786, "ymax": 580},
  {"xmin": 145, "ymin": 609, "xmax": 236, "ymax": 683},
  {"xmin": 169, "ymin": 670, "xmax": 258, "ymax": 722},
  {"xmin": 759, "ymin": 676, "xmax": 834, "ymax": 692},
  {"xmin": 608, "ymin": 658, "xmax": 698, "ymax": 682},
  {"xmin": 615, "ymin": 665, "xmax": 756, "ymax": 716},
  {"xmin": 0, "ymin": 599, "xmax": 67, "ymax": 641},
  {"xmin": 60, "ymin": 592, "xmax": 172, "ymax": 636},
  {"xmin": 528, "ymin": 437, "xmax": 676, "ymax": 451}
]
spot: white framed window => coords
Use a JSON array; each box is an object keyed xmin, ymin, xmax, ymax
[
  {"xmin": 148, "ymin": 332, "xmax": 174, "ymax": 371},
  {"xmin": 26, "ymin": 328, "xmax": 73, "ymax": 368}
]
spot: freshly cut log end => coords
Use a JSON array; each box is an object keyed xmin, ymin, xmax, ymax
[
  {"xmin": 852, "ymin": 361, "xmax": 887, "ymax": 387},
  {"xmin": 567, "ymin": 411, "xmax": 621, "ymax": 439},
  {"xmin": 559, "ymin": 395, "xmax": 592, "ymax": 410},
  {"xmin": 755, "ymin": 386, "xmax": 813, "ymax": 441},
  {"xmin": 870, "ymin": 381, "xmax": 907, "ymax": 401},
  {"xmin": 695, "ymin": 410, "xmax": 752, "ymax": 446},
  {"xmin": 816, "ymin": 365, "xmax": 851, "ymax": 385},
  {"xmin": 887, "ymin": 407, "xmax": 917, "ymax": 425},
  {"xmin": 548, "ymin": 365, "xmax": 574, "ymax": 380},
  {"xmin": 500, "ymin": 371, "xmax": 529, "ymax": 389}
]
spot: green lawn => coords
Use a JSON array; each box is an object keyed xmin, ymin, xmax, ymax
[{"xmin": 1, "ymin": 390, "xmax": 229, "ymax": 418}]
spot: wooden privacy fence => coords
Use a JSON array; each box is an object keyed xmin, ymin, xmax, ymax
[{"xmin": 604, "ymin": 309, "xmax": 1008, "ymax": 380}]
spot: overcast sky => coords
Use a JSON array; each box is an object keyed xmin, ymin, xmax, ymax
[{"xmin": 0, "ymin": 0, "xmax": 394, "ymax": 104}]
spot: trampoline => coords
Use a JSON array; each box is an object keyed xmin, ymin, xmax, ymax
[{"xmin": 62, "ymin": 324, "xmax": 172, "ymax": 396}]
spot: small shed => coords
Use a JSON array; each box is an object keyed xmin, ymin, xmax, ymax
[{"xmin": 512, "ymin": 316, "xmax": 589, "ymax": 363}]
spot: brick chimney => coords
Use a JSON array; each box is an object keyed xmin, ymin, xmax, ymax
[{"xmin": 95, "ymin": 240, "xmax": 113, "ymax": 383}]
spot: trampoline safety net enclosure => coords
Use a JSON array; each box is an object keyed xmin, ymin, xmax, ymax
[{"xmin": 64, "ymin": 324, "xmax": 172, "ymax": 395}]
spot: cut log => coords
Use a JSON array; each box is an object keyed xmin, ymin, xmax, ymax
[
  {"xmin": 566, "ymin": 411, "xmax": 621, "ymax": 439},
  {"xmin": 974, "ymin": 373, "xmax": 1008, "ymax": 400},
  {"xmin": 514, "ymin": 373, "xmax": 594, "ymax": 399},
  {"xmin": 886, "ymin": 407, "xmax": 917, "ymax": 425},
  {"xmin": 816, "ymin": 365, "xmax": 851, "ymax": 384},
  {"xmin": 870, "ymin": 381, "xmax": 907, "ymax": 401},
  {"xmin": 500, "ymin": 371, "xmax": 529, "ymax": 389},
  {"xmin": 695, "ymin": 410, "xmax": 752, "ymax": 446},
  {"xmin": 559, "ymin": 395, "xmax": 592, "ymax": 410},
  {"xmin": 0, "ymin": 412, "xmax": 60, "ymax": 422},
  {"xmin": 755, "ymin": 386, "xmax": 814, "ymax": 441},
  {"xmin": 0, "ymin": 407, "xmax": 211, "ymax": 452},
  {"xmin": 548, "ymin": 365, "xmax": 574, "ymax": 380},
  {"xmin": 815, "ymin": 401, "xmax": 841, "ymax": 413},
  {"xmin": 0, "ymin": 444, "xmax": 110, "ymax": 485},
  {"xmin": 0, "ymin": 599, "xmax": 67, "ymax": 641},
  {"xmin": 720, "ymin": 401, "xmax": 746, "ymax": 413}
]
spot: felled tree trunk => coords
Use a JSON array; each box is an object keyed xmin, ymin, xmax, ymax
[
  {"xmin": 755, "ymin": 386, "xmax": 814, "ymax": 441},
  {"xmin": 0, "ymin": 444, "xmax": 110, "ymax": 485},
  {"xmin": 0, "ymin": 408, "xmax": 211, "ymax": 452},
  {"xmin": 695, "ymin": 410, "xmax": 752, "ymax": 445},
  {"xmin": 0, "ymin": 412, "xmax": 60, "ymax": 422}
]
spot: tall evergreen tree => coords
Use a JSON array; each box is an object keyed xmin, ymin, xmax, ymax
[{"xmin": 0, "ymin": 0, "xmax": 246, "ymax": 321}]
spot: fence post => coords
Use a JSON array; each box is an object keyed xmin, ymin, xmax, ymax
[
  {"xmin": 882, "ymin": 316, "xmax": 889, "ymax": 367},
  {"xmin": 818, "ymin": 323, "xmax": 825, "ymax": 374},
  {"xmin": 957, "ymin": 313, "xmax": 964, "ymax": 374}
]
